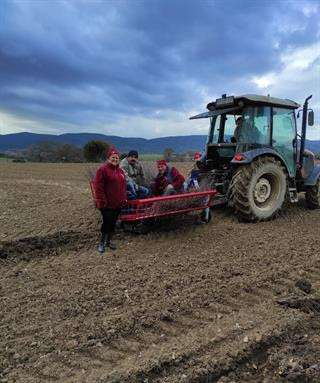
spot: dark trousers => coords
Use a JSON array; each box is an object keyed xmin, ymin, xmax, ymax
[{"xmin": 99, "ymin": 208, "xmax": 121, "ymax": 237}]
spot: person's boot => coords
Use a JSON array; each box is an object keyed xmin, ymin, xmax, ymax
[
  {"xmin": 98, "ymin": 234, "xmax": 106, "ymax": 254},
  {"xmin": 106, "ymin": 234, "xmax": 117, "ymax": 250}
]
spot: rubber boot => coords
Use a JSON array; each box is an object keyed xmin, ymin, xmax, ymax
[
  {"xmin": 106, "ymin": 234, "xmax": 117, "ymax": 250},
  {"xmin": 98, "ymin": 234, "xmax": 106, "ymax": 254}
]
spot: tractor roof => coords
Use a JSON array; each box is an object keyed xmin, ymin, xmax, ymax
[
  {"xmin": 206, "ymin": 94, "xmax": 300, "ymax": 111},
  {"xmin": 190, "ymin": 94, "xmax": 300, "ymax": 120},
  {"xmin": 236, "ymin": 94, "xmax": 300, "ymax": 109}
]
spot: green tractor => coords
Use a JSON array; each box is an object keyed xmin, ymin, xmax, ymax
[{"xmin": 190, "ymin": 94, "xmax": 318, "ymax": 221}]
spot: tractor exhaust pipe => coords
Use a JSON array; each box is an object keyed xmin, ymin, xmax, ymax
[{"xmin": 299, "ymin": 95, "xmax": 312, "ymax": 167}]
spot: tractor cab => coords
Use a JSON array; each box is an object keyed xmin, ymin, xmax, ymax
[
  {"xmin": 191, "ymin": 94, "xmax": 300, "ymax": 175},
  {"xmin": 190, "ymin": 94, "xmax": 319, "ymax": 221}
]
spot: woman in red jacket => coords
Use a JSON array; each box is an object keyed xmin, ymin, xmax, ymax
[
  {"xmin": 94, "ymin": 147, "xmax": 126, "ymax": 253},
  {"xmin": 152, "ymin": 159, "xmax": 185, "ymax": 196}
]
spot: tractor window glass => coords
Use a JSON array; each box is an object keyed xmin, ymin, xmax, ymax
[
  {"xmin": 208, "ymin": 114, "xmax": 242, "ymax": 144},
  {"xmin": 224, "ymin": 115, "xmax": 242, "ymax": 143},
  {"xmin": 208, "ymin": 115, "xmax": 221, "ymax": 143},
  {"xmin": 239, "ymin": 107, "xmax": 271, "ymax": 146},
  {"xmin": 272, "ymin": 108, "xmax": 295, "ymax": 144},
  {"xmin": 272, "ymin": 107, "xmax": 296, "ymax": 175}
]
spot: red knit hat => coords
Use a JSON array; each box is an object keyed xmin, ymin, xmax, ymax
[
  {"xmin": 194, "ymin": 152, "xmax": 202, "ymax": 161},
  {"xmin": 107, "ymin": 147, "xmax": 120, "ymax": 158},
  {"xmin": 157, "ymin": 159, "xmax": 167, "ymax": 167}
]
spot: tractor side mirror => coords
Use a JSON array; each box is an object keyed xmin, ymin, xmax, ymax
[{"xmin": 308, "ymin": 110, "xmax": 314, "ymax": 126}]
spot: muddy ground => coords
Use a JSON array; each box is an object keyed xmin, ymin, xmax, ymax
[{"xmin": 0, "ymin": 163, "xmax": 320, "ymax": 383}]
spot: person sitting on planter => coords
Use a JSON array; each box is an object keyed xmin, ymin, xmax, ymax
[
  {"xmin": 152, "ymin": 159, "xmax": 185, "ymax": 196},
  {"xmin": 120, "ymin": 150, "xmax": 150, "ymax": 200},
  {"xmin": 94, "ymin": 147, "xmax": 127, "ymax": 254},
  {"xmin": 184, "ymin": 151, "xmax": 203, "ymax": 191}
]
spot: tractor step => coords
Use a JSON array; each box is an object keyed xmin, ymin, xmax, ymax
[{"xmin": 289, "ymin": 188, "xmax": 299, "ymax": 203}]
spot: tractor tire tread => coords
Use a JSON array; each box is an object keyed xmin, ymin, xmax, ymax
[
  {"xmin": 306, "ymin": 180, "xmax": 320, "ymax": 209},
  {"xmin": 229, "ymin": 156, "xmax": 287, "ymax": 222}
]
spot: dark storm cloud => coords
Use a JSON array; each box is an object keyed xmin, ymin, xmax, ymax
[{"xmin": 0, "ymin": 0, "xmax": 319, "ymax": 134}]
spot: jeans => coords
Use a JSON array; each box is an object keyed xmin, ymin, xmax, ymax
[
  {"xmin": 184, "ymin": 178, "xmax": 200, "ymax": 192},
  {"xmin": 127, "ymin": 182, "xmax": 150, "ymax": 200}
]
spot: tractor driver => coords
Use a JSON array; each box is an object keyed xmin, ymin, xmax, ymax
[
  {"xmin": 231, "ymin": 116, "xmax": 243, "ymax": 143},
  {"xmin": 232, "ymin": 116, "xmax": 264, "ymax": 144}
]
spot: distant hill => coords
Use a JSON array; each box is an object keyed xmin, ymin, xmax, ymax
[
  {"xmin": 0, "ymin": 132, "xmax": 207, "ymax": 154},
  {"xmin": 304, "ymin": 140, "xmax": 320, "ymax": 154},
  {"xmin": 1, "ymin": 132, "xmax": 320, "ymax": 154}
]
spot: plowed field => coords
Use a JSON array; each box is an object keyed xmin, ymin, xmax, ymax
[{"xmin": 1, "ymin": 163, "xmax": 320, "ymax": 383}]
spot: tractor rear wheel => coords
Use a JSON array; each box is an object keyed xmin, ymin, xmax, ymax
[
  {"xmin": 230, "ymin": 156, "xmax": 287, "ymax": 222},
  {"xmin": 305, "ymin": 179, "xmax": 320, "ymax": 209}
]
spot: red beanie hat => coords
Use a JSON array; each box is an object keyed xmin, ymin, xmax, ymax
[
  {"xmin": 157, "ymin": 159, "xmax": 167, "ymax": 167},
  {"xmin": 194, "ymin": 152, "xmax": 202, "ymax": 161},
  {"xmin": 107, "ymin": 147, "xmax": 120, "ymax": 158}
]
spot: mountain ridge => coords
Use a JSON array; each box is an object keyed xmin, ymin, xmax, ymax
[
  {"xmin": 0, "ymin": 132, "xmax": 208, "ymax": 154},
  {"xmin": 1, "ymin": 132, "xmax": 320, "ymax": 154}
]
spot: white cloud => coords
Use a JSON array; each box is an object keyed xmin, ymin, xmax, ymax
[
  {"xmin": 302, "ymin": 3, "xmax": 319, "ymax": 17},
  {"xmin": 250, "ymin": 42, "xmax": 320, "ymax": 139},
  {"xmin": 0, "ymin": 110, "xmax": 77, "ymax": 135},
  {"xmin": 94, "ymin": 109, "xmax": 209, "ymax": 138},
  {"xmin": 281, "ymin": 43, "xmax": 320, "ymax": 71},
  {"xmin": 0, "ymin": 107, "xmax": 209, "ymax": 139},
  {"xmin": 252, "ymin": 73, "xmax": 276, "ymax": 89}
]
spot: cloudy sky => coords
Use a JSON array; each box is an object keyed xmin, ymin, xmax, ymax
[{"xmin": 0, "ymin": 0, "xmax": 319, "ymax": 138}]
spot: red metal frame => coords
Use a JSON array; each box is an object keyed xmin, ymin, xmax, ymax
[
  {"xmin": 90, "ymin": 181, "xmax": 218, "ymax": 222},
  {"xmin": 120, "ymin": 190, "xmax": 217, "ymax": 221}
]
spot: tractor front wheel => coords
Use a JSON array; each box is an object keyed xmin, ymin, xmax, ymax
[
  {"xmin": 306, "ymin": 179, "xmax": 320, "ymax": 209},
  {"xmin": 230, "ymin": 156, "xmax": 287, "ymax": 222}
]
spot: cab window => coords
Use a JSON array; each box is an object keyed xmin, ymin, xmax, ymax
[
  {"xmin": 239, "ymin": 106, "xmax": 271, "ymax": 145},
  {"xmin": 208, "ymin": 114, "xmax": 242, "ymax": 143}
]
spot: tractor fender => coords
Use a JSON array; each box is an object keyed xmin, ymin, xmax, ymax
[
  {"xmin": 304, "ymin": 164, "xmax": 320, "ymax": 186},
  {"xmin": 231, "ymin": 148, "xmax": 294, "ymax": 177}
]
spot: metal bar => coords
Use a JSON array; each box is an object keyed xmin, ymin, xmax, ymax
[
  {"xmin": 126, "ymin": 190, "xmax": 217, "ymax": 206},
  {"xmin": 120, "ymin": 203, "xmax": 213, "ymax": 222},
  {"xmin": 189, "ymin": 106, "xmax": 242, "ymax": 120},
  {"xmin": 270, "ymin": 106, "xmax": 273, "ymax": 147},
  {"xmin": 299, "ymin": 95, "xmax": 312, "ymax": 167}
]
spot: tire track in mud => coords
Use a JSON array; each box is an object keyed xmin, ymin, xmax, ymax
[
  {"xmin": 87, "ymin": 234, "xmax": 317, "ymax": 383},
  {"xmin": 4, "ymin": 240, "xmax": 319, "ymax": 383},
  {"xmin": 66, "ymin": 263, "xmax": 320, "ymax": 383},
  {"xmin": 0, "ymin": 230, "xmax": 96, "ymax": 261},
  {"xmin": 27, "ymin": 282, "xmax": 313, "ymax": 383}
]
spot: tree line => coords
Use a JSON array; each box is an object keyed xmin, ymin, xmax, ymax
[
  {"xmin": 14, "ymin": 139, "xmax": 320, "ymax": 163},
  {"xmin": 16, "ymin": 140, "xmax": 111, "ymax": 163},
  {"xmin": 12, "ymin": 140, "xmax": 196, "ymax": 163}
]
